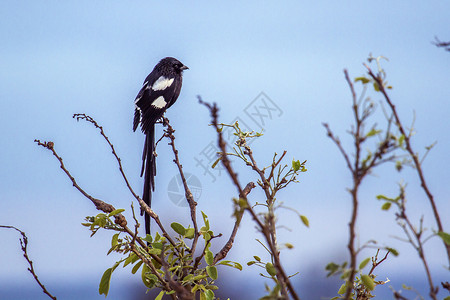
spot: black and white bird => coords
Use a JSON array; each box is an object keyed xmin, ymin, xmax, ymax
[{"xmin": 133, "ymin": 57, "xmax": 188, "ymax": 235}]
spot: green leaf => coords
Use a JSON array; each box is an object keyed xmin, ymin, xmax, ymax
[
  {"xmin": 325, "ymin": 262, "xmax": 339, "ymax": 277},
  {"xmin": 143, "ymin": 234, "xmax": 153, "ymax": 243},
  {"xmin": 386, "ymin": 247, "xmax": 399, "ymax": 256},
  {"xmin": 361, "ymin": 274, "xmax": 375, "ymax": 291},
  {"xmin": 292, "ymin": 159, "xmax": 301, "ymax": 172},
  {"xmin": 238, "ymin": 198, "xmax": 248, "ymax": 208},
  {"xmin": 205, "ymin": 290, "xmax": 215, "ymax": 300},
  {"xmin": 205, "ymin": 250, "xmax": 214, "ymax": 265},
  {"xmin": 206, "ymin": 266, "xmax": 218, "ymax": 280},
  {"xmin": 141, "ymin": 264, "xmax": 155, "ymax": 288},
  {"xmin": 155, "ymin": 291, "xmax": 165, "ymax": 300},
  {"xmin": 111, "ymin": 233, "xmax": 119, "ymax": 248},
  {"xmin": 247, "ymin": 261, "xmax": 256, "ymax": 266},
  {"xmin": 443, "ymin": 297, "xmax": 450, "ymax": 300},
  {"xmin": 337, "ymin": 282, "xmax": 347, "ymax": 295},
  {"xmin": 398, "ymin": 134, "xmax": 405, "ymax": 146},
  {"xmin": 285, "ymin": 243, "xmax": 294, "ymax": 249},
  {"xmin": 373, "ymin": 82, "xmax": 380, "ymax": 92},
  {"xmin": 265, "ymin": 262, "xmax": 277, "ymax": 276},
  {"xmin": 200, "ymin": 292, "xmax": 206, "ymax": 300},
  {"xmin": 185, "ymin": 228, "xmax": 195, "ymax": 239},
  {"xmin": 148, "ymin": 248, "xmax": 162, "ymax": 255},
  {"xmin": 254, "ymin": 255, "xmax": 261, "ymax": 262},
  {"xmin": 381, "ymin": 202, "xmax": 392, "ymax": 210},
  {"xmin": 193, "ymin": 274, "xmax": 208, "ymax": 281},
  {"xmin": 171, "ymin": 222, "xmax": 186, "ymax": 236},
  {"xmin": 437, "ymin": 232, "xmax": 450, "ymax": 246},
  {"xmin": 108, "ymin": 208, "xmax": 125, "ymax": 217},
  {"xmin": 359, "ymin": 257, "xmax": 371, "ymax": 270},
  {"xmin": 202, "ymin": 231, "xmax": 211, "ymax": 241},
  {"xmin": 211, "ymin": 157, "xmax": 222, "ymax": 169},
  {"xmin": 219, "ymin": 260, "xmax": 243, "ymax": 271},
  {"xmin": 376, "ymin": 194, "xmax": 393, "ymax": 201},
  {"xmin": 201, "ymin": 211, "xmax": 210, "ymax": 230},
  {"xmin": 355, "ymin": 76, "xmax": 370, "ymax": 84},
  {"xmin": 131, "ymin": 260, "xmax": 143, "ymax": 274},
  {"xmin": 366, "ymin": 128, "xmax": 381, "ymax": 137},
  {"xmin": 154, "ymin": 231, "xmax": 161, "ymax": 242},
  {"xmin": 99, "ymin": 268, "xmax": 113, "ymax": 296},
  {"xmin": 152, "ymin": 242, "xmax": 163, "ymax": 250},
  {"xmin": 123, "ymin": 253, "xmax": 138, "ymax": 268},
  {"xmin": 300, "ymin": 215, "xmax": 309, "ymax": 228}
]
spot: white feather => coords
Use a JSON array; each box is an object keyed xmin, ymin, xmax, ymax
[
  {"xmin": 152, "ymin": 76, "xmax": 174, "ymax": 91},
  {"xmin": 151, "ymin": 96, "xmax": 167, "ymax": 109}
]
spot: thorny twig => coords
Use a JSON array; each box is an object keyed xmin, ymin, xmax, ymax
[{"xmin": 0, "ymin": 225, "xmax": 57, "ymax": 300}]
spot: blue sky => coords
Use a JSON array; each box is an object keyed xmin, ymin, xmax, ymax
[{"xmin": 1, "ymin": 1, "xmax": 449, "ymax": 299}]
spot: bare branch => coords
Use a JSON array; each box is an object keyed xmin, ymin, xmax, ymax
[
  {"xmin": 214, "ymin": 182, "xmax": 256, "ymax": 264},
  {"xmin": 162, "ymin": 117, "xmax": 200, "ymax": 254},
  {"xmin": 1, "ymin": 225, "xmax": 57, "ymax": 300}
]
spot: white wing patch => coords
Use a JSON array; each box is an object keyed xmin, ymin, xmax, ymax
[
  {"xmin": 151, "ymin": 76, "xmax": 174, "ymax": 91},
  {"xmin": 151, "ymin": 96, "xmax": 167, "ymax": 109}
]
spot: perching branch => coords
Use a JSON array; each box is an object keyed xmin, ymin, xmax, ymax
[
  {"xmin": 71, "ymin": 114, "xmax": 180, "ymax": 251},
  {"xmin": 162, "ymin": 117, "xmax": 200, "ymax": 254}
]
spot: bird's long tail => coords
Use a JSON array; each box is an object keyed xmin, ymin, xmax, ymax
[{"xmin": 141, "ymin": 124, "xmax": 156, "ymax": 236}]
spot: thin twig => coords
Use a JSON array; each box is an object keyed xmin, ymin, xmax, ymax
[
  {"xmin": 162, "ymin": 117, "xmax": 200, "ymax": 254},
  {"xmin": 365, "ymin": 66, "xmax": 450, "ymax": 267},
  {"xmin": 368, "ymin": 249, "xmax": 390, "ymax": 276},
  {"xmin": 214, "ymin": 182, "xmax": 256, "ymax": 264},
  {"xmin": 1, "ymin": 225, "xmax": 57, "ymax": 300},
  {"xmin": 396, "ymin": 190, "xmax": 437, "ymax": 299}
]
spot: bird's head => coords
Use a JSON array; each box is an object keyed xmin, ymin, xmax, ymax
[{"xmin": 158, "ymin": 57, "xmax": 189, "ymax": 75}]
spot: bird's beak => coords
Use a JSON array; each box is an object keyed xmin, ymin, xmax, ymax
[{"xmin": 180, "ymin": 65, "xmax": 189, "ymax": 71}]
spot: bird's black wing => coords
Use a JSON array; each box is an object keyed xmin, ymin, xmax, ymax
[{"xmin": 135, "ymin": 76, "xmax": 179, "ymax": 133}]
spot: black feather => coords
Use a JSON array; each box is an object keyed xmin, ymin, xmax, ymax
[{"xmin": 133, "ymin": 57, "xmax": 188, "ymax": 236}]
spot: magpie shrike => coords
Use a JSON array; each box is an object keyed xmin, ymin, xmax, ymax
[{"xmin": 133, "ymin": 57, "xmax": 188, "ymax": 235}]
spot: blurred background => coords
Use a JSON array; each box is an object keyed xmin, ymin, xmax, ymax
[{"xmin": 1, "ymin": 1, "xmax": 449, "ymax": 299}]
